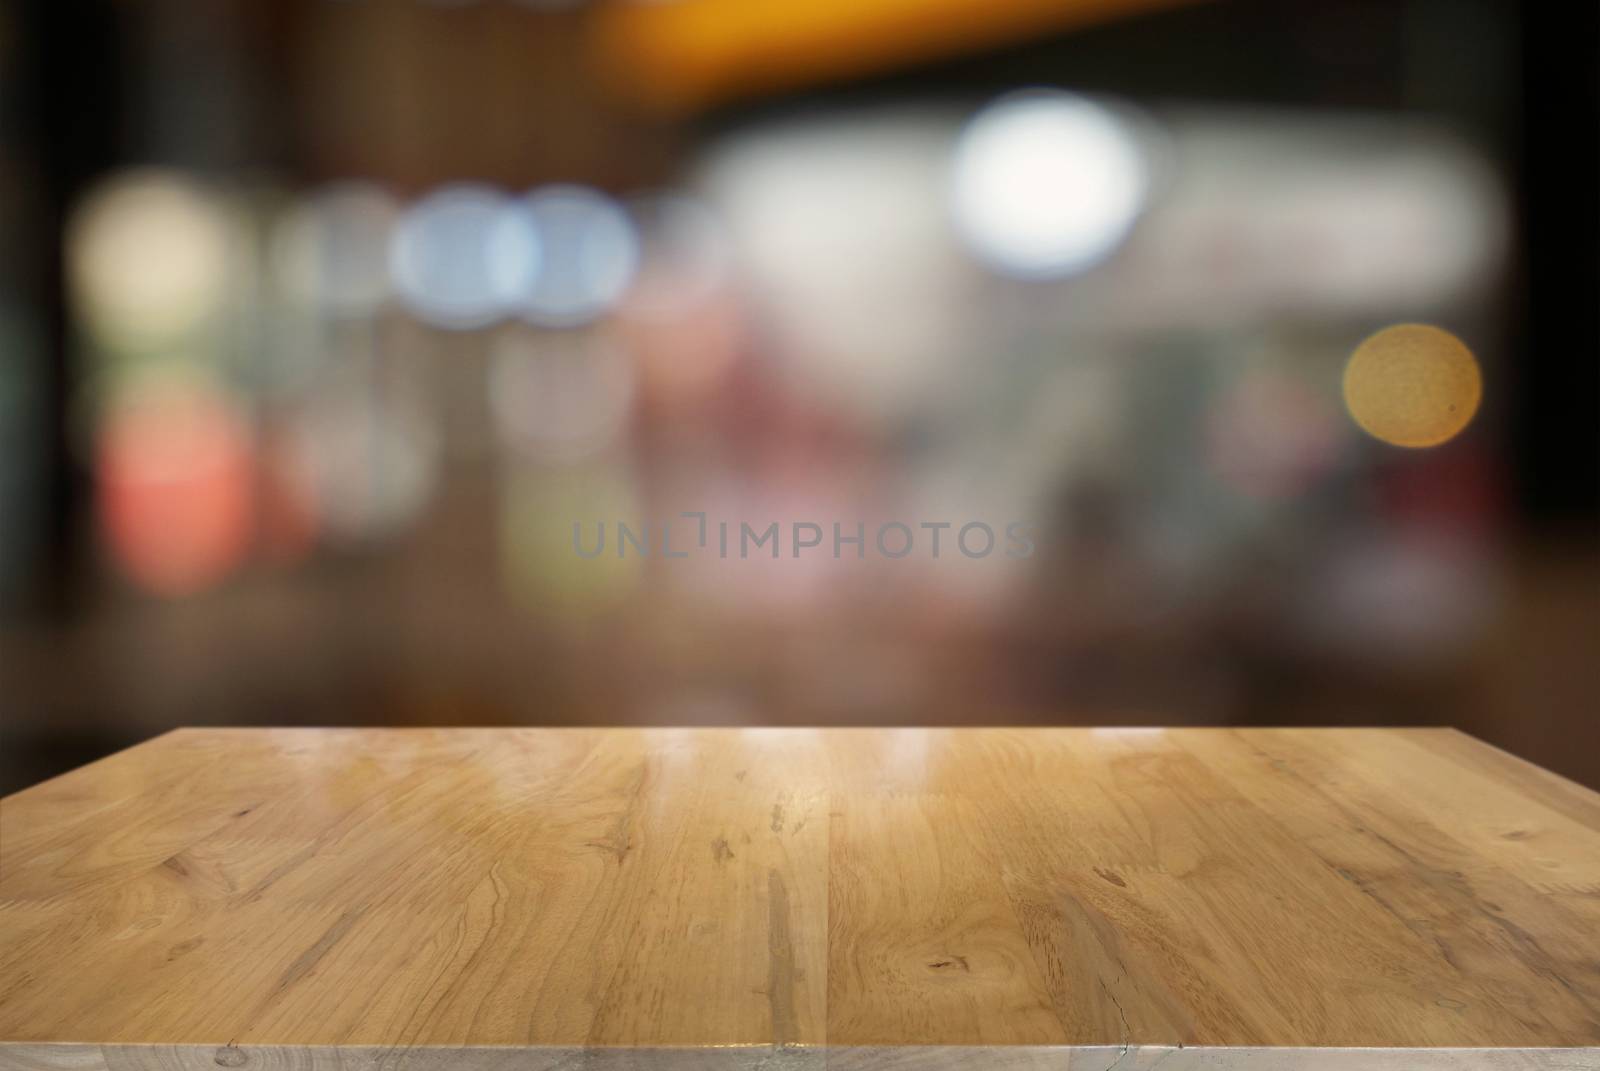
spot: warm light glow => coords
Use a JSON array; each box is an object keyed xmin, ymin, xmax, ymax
[
  {"xmin": 619, "ymin": 193, "xmax": 741, "ymax": 403},
  {"xmin": 70, "ymin": 171, "xmax": 230, "ymax": 348},
  {"xmin": 951, "ymin": 90, "xmax": 1147, "ymax": 278},
  {"xmin": 501, "ymin": 465, "xmax": 642, "ymax": 618},
  {"xmin": 1343, "ymin": 324, "xmax": 1481, "ymax": 448},
  {"xmin": 96, "ymin": 374, "xmax": 253, "ymax": 596},
  {"xmin": 595, "ymin": 0, "xmax": 1198, "ymax": 114}
]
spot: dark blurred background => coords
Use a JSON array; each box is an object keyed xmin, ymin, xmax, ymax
[{"xmin": 1, "ymin": 0, "xmax": 1595, "ymax": 793}]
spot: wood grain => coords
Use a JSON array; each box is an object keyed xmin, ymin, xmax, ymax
[{"xmin": 2, "ymin": 727, "xmax": 1598, "ymax": 1070}]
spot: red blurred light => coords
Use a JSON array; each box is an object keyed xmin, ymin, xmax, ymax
[{"xmin": 96, "ymin": 381, "xmax": 254, "ymax": 596}]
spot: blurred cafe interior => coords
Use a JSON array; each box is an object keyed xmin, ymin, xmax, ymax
[{"xmin": 0, "ymin": 0, "xmax": 1595, "ymax": 793}]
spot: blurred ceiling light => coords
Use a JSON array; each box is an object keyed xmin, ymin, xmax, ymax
[
  {"xmin": 95, "ymin": 372, "xmax": 253, "ymax": 596},
  {"xmin": 70, "ymin": 170, "xmax": 230, "ymax": 348},
  {"xmin": 279, "ymin": 387, "xmax": 440, "ymax": 544},
  {"xmin": 515, "ymin": 185, "xmax": 640, "ymax": 327},
  {"xmin": 951, "ymin": 90, "xmax": 1148, "ymax": 279},
  {"xmin": 271, "ymin": 182, "xmax": 398, "ymax": 318},
  {"xmin": 594, "ymin": 0, "xmax": 1196, "ymax": 114},
  {"xmin": 390, "ymin": 185, "xmax": 538, "ymax": 330},
  {"xmin": 1096, "ymin": 113, "xmax": 1506, "ymax": 329},
  {"xmin": 695, "ymin": 110, "xmax": 968, "ymax": 421},
  {"xmin": 490, "ymin": 329, "xmax": 637, "ymax": 461},
  {"xmin": 1343, "ymin": 324, "xmax": 1481, "ymax": 448}
]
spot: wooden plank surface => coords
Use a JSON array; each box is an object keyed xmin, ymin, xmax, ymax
[{"xmin": 1, "ymin": 727, "xmax": 1598, "ymax": 1070}]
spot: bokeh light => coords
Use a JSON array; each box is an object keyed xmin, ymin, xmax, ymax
[
  {"xmin": 696, "ymin": 109, "xmax": 969, "ymax": 421},
  {"xmin": 515, "ymin": 185, "xmax": 640, "ymax": 327},
  {"xmin": 950, "ymin": 90, "xmax": 1148, "ymax": 279},
  {"xmin": 271, "ymin": 182, "xmax": 399, "ymax": 319},
  {"xmin": 69, "ymin": 170, "xmax": 231, "ymax": 349},
  {"xmin": 10, "ymin": 0, "xmax": 1594, "ymax": 810},
  {"xmin": 1302, "ymin": 528, "xmax": 1498, "ymax": 661},
  {"xmin": 389, "ymin": 184, "xmax": 538, "ymax": 330},
  {"xmin": 1343, "ymin": 323, "xmax": 1482, "ymax": 448},
  {"xmin": 278, "ymin": 386, "xmax": 441, "ymax": 545},
  {"xmin": 618, "ymin": 193, "xmax": 742, "ymax": 404},
  {"xmin": 501, "ymin": 463, "xmax": 643, "ymax": 619},
  {"xmin": 95, "ymin": 372, "xmax": 253, "ymax": 596},
  {"xmin": 489, "ymin": 328, "xmax": 636, "ymax": 462}
]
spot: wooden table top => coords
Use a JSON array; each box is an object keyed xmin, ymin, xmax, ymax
[{"xmin": 2, "ymin": 727, "xmax": 1598, "ymax": 1071}]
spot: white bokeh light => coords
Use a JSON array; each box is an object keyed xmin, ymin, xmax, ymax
[
  {"xmin": 279, "ymin": 385, "xmax": 440, "ymax": 545},
  {"xmin": 69, "ymin": 170, "xmax": 231, "ymax": 347},
  {"xmin": 389, "ymin": 185, "xmax": 538, "ymax": 330},
  {"xmin": 515, "ymin": 185, "xmax": 639, "ymax": 327},
  {"xmin": 951, "ymin": 90, "xmax": 1148, "ymax": 279},
  {"xmin": 271, "ymin": 182, "xmax": 398, "ymax": 318}
]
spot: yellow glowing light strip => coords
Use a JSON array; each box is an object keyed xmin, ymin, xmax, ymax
[{"xmin": 592, "ymin": 0, "xmax": 1207, "ymax": 113}]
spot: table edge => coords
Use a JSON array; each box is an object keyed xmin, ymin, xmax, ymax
[{"xmin": 2, "ymin": 1043, "xmax": 1596, "ymax": 1071}]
